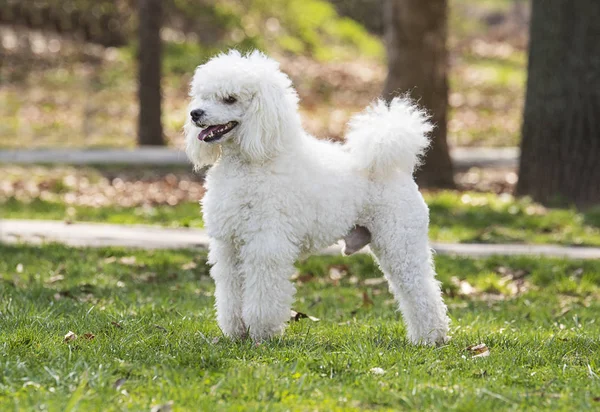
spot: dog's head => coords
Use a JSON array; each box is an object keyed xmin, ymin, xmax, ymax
[{"xmin": 185, "ymin": 50, "xmax": 300, "ymax": 170}]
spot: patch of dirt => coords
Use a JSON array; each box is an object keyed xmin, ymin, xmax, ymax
[{"xmin": 0, "ymin": 166, "xmax": 205, "ymax": 208}]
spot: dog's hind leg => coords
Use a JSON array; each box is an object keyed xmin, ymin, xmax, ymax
[
  {"xmin": 368, "ymin": 209, "xmax": 449, "ymax": 345},
  {"xmin": 239, "ymin": 234, "xmax": 298, "ymax": 342},
  {"xmin": 209, "ymin": 239, "xmax": 247, "ymax": 339}
]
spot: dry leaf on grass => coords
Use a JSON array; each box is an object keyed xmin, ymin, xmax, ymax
[
  {"xmin": 290, "ymin": 310, "xmax": 320, "ymax": 322},
  {"xmin": 370, "ymin": 367, "xmax": 385, "ymax": 375},
  {"xmin": 111, "ymin": 321, "xmax": 122, "ymax": 328},
  {"xmin": 47, "ymin": 275, "xmax": 64, "ymax": 284},
  {"xmin": 328, "ymin": 265, "xmax": 347, "ymax": 285},
  {"xmin": 495, "ymin": 266, "xmax": 529, "ymax": 280},
  {"xmin": 118, "ymin": 256, "xmax": 137, "ymax": 266},
  {"xmin": 64, "ymin": 331, "xmax": 77, "ymax": 343},
  {"xmin": 82, "ymin": 333, "xmax": 95, "ymax": 340},
  {"xmin": 114, "ymin": 378, "xmax": 126, "ymax": 390},
  {"xmin": 291, "ymin": 272, "xmax": 315, "ymax": 284},
  {"xmin": 150, "ymin": 401, "xmax": 174, "ymax": 412},
  {"xmin": 181, "ymin": 261, "xmax": 197, "ymax": 270},
  {"xmin": 466, "ymin": 343, "xmax": 490, "ymax": 358},
  {"xmin": 362, "ymin": 291, "xmax": 374, "ymax": 307},
  {"xmin": 451, "ymin": 277, "xmax": 478, "ymax": 296},
  {"xmin": 329, "ymin": 265, "xmax": 347, "ymax": 280},
  {"xmin": 363, "ymin": 277, "xmax": 386, "ymax": 286}
]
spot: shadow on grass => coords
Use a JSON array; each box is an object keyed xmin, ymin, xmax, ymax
[{"xmin": 427, "ymin": 192, "xmax": 600, "ymax": 246}]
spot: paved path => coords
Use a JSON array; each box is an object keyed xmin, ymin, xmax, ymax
[
  {"xmin": 0, "ymin": 147, "xmax": 519, "ymax": 169},
  {"xmin": 0, "ymin": 148, "xmax": 191, "ymax": 166},
  {"xmin": 2, "ymin": 219, "xmax": 598, "ymax": 260}
]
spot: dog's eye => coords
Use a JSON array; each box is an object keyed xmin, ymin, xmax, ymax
[{"xmin": 223, "ymin": 95, "xmax": 237, "ymax": 104}]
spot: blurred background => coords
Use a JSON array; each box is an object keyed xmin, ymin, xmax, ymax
[
  {"xmin": 0, "ymin": 0, "xmax": 528, "ymax": 150},
  {"xmin": 1, "ymin": 0, "xmax": 598, "ymax": 241}
]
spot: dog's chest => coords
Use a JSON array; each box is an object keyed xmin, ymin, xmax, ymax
[{"xmin": 202, "ymin": 165, "xmax": 277, "ymax": 241}]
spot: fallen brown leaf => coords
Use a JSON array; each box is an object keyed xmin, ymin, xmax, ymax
[
  {"xmin": 363, "ymin": 277, "xmax": 386, "ymax": 286},
  {"xmin": 328, "ymin": 265, "xmax": 347, "ymax": 285},
  {"xmin": 362, "ymin": 291, "xmax": 374, "ymax": 307},
  {"xmin": 111, "ymin": 321, "xmax": 122, "ymax": 328},
  {"xmin": 118, "ymin": 256, "xmax": 137, "ymax": 266},
  {"xmin": 64, "ymin": 331, "xmax": 77, "ymax": 343},
  {"xmin": 47, "ymin": 275, "xmax": 64, "ymax": 284},
  {"xmin": 466, "ymin": 343, "xmax": 490, "ymax": 358},
  {"xmin": 150, "ymin": 401, "xmax": 174, "ymax": 412},
  {"xmin": 292, "ymin": 272, "xmax": 315, "ymax": 284},
  {"xmin": 451, "ymin": 277, "xmax": 478, "ymax": 296},
  {"xmin": 181, "ymin": 262, "xmax": 197, "ymax": 270},
  {"xmin": 114, "ymin": 378, "xmax": 126, "ymax": 390},
  {"xmin": 82, "ymin": 333, "xmax": 95, "ymax": 340},
  {"xmin": 495, "ymin": 266, "xmax": 529, "ymax": 280},
  {"xmin": 290, "ymin": 310, "xmax": 320, "ymax": 322}
]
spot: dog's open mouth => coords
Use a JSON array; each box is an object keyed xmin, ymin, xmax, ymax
[{"xmin": 198, "ymin": 121, "xmax": 238, "ymax": 142}]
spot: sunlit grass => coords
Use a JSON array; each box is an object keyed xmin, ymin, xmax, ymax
[
  {"xmin": 1, "ymin": 243, "xmax": 599, "ymax": 410},
  {"xmin": 3, "ymin": 189, "xmax": 599, "ymax": 246}
]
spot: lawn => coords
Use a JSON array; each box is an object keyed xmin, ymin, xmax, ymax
[{"xmin": 1, "ymin": 243, "xmax": 599, "ymax": 410}]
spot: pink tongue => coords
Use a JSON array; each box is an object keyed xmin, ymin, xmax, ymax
[{"xmin": 198, "ymin": 125, "xmax": 222, "ymax": 141}]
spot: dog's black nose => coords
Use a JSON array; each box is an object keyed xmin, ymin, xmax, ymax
[{"xmin": 190, "ymin": 109, "xmax": 205, "ymax": 121}]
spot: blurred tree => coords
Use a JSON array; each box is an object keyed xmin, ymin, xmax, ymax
[
  {"xmin": 383, "ymin": 0, "xmax": 454, "ymax": 188},
  {"xmin": 138, "ymin": 0, "xmax": 165, "ymax": 146},
  {"xmin": 517, "ymin": 0, "xmax": 600, "ymax": 208},
  {"xmin": 0, "ymin": 1, "xmax": 128, "ymax": 46},
  {"xmin": 329, "ymin": 0, "xmax": 384, "ymax": 34}
]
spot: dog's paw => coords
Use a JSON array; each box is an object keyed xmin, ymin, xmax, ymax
[
  {"xmin": 218, "ymin": 317, "xmax": 248, "ymax": 340},
  {"xmin": 248, "ymin": 323, "xmax": 286, "ymax": 343},
  {"xmin": 409, "ymin": 328, "xmax": 449, "ymax": 347}
]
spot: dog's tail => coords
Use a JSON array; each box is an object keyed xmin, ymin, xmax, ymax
[{"xmin": 345, "ymin": 96, "xmax": 433, "ymax": 178}]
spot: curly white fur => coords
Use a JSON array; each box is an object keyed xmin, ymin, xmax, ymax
[{"xmin": 185, "ymin": 50, "xmax": 449, "ymax": 344}]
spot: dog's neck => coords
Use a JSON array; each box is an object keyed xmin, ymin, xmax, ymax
[{"xmin": 217, "ymin": 131, "xmax": 306, "ymax": 167}]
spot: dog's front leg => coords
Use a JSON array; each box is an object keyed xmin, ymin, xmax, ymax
[
  {"xmin": 209, "ymin": 239, "xmax": 247, "ymax": 339},
  {"xmin": 240, "ymin": 236, "xmax": 297, "ymax": 342}
]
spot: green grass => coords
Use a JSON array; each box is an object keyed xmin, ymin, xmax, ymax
[
  {"xmin": 425, "ymin": 191, "xmax": 600, "ymax": 246},
  {"xmin": 1, "ymin": 243, "xmax": 599, "ymax": 410},
  {"xmin": 3, "ymin": 190, "xmax": 600, "ymax": 246},
  {"xmin": 0, "ymin": 198, "xmax": 205, "ymax": 229}
]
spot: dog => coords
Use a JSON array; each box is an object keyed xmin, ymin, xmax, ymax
[{"xmin": 185, "ymin": 50, "xmax": 449, "ymax": 345}]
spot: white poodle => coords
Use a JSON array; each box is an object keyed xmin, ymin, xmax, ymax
[{"xmin": 185, "ymin": 50, "xmax": 449, "ymax": 345}]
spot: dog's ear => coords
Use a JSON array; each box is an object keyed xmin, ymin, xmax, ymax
[
  {"xmin": 184, "ymin": 120, "xmax": 221, "ymax": 171},
  {"xmin": 237, "ymin": 55, "xmax": 301, "ymax": 163},
  {"xmin": 238, "ymin": 81, "xmax": 288, "ymax": 162}
]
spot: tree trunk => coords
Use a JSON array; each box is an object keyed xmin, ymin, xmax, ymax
[
  {"xmin": 382, "ymin": 0, "xmax": 455, "ymax": 188},
  {"xmin": 516, "ymin": 0, "xmax": 600, "ymax": 208},
  {"xmin": 137, "ymin": 0, "xmax": 164, "ymax": 146}
]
